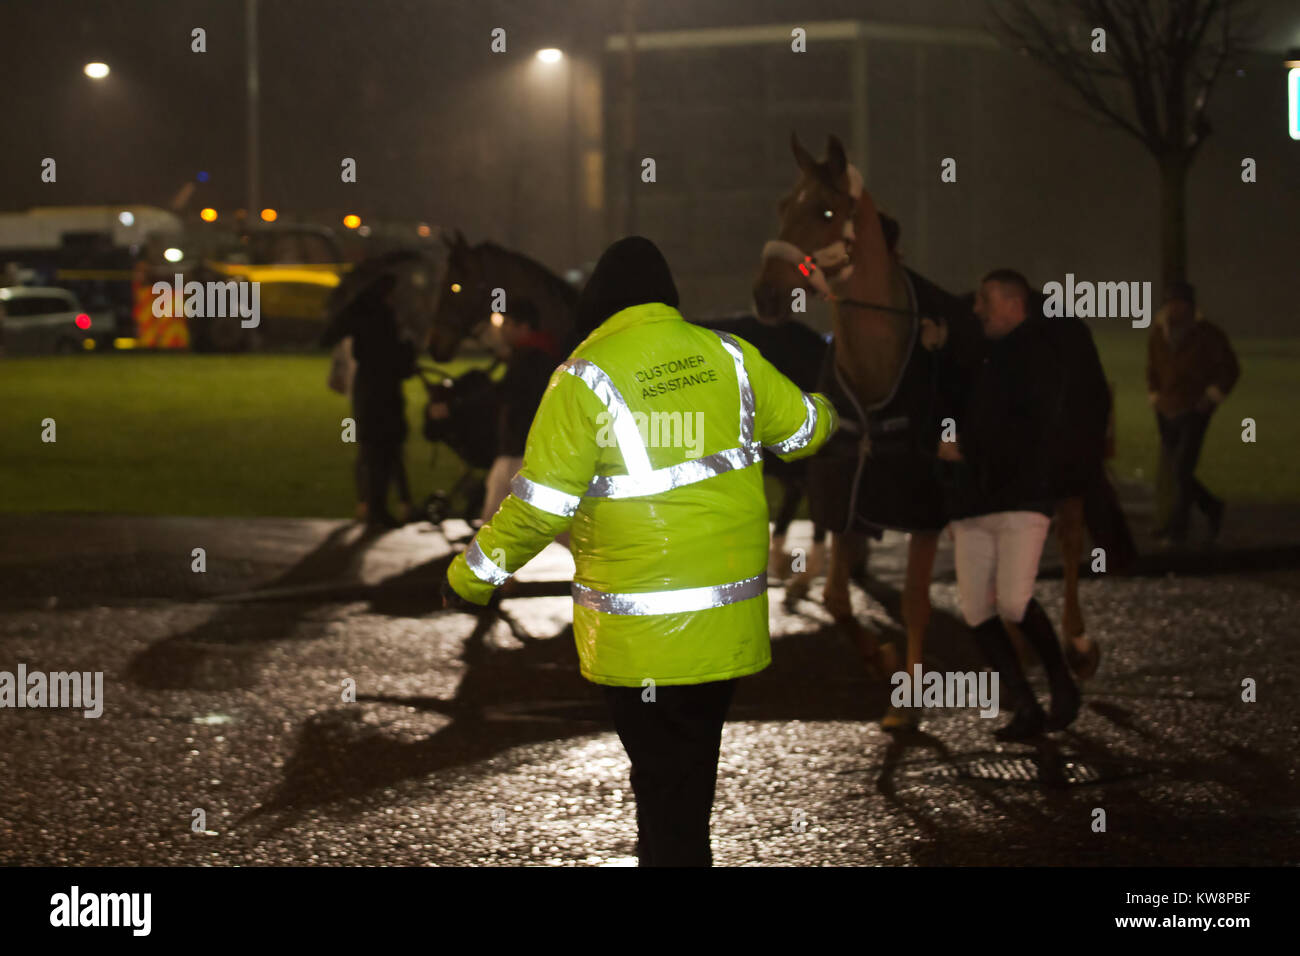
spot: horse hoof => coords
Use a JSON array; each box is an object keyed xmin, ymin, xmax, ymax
[
  {"xmin": 881, "ymin": 705, "xmax": 920, "ymax": 733},
  {"xmin": 838, "ymin": 620, "xmax": 889, "ymax": 680},
  {"xmin": 784, "ymin": 579, "xmax": 811, "ymax": 609},
  {"xmin": 1065, "ymin": 636, "xmax": 1101, "ymax": 682}
]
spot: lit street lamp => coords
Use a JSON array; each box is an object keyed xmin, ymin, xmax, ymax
[
  {"xmin": 83, "ymin": 62, "xmax": 110, "ymax": 80},
  {"xmin": 530, "ymin": 47, "xmax": 577, "ymax": 266}
]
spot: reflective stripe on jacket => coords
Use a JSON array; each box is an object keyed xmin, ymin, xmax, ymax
[{"xmin": 447, "ymin": 303, "xmax": 838, "ymax": 686}]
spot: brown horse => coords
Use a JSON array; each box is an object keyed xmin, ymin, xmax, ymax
[{"xmin": 753, "ymin": 134, "xmax": 1098, "ymax": 730}]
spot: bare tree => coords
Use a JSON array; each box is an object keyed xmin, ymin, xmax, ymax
[{"xmin": 991, "ymin": 0, "xmax": 1255, "ymax": 288}]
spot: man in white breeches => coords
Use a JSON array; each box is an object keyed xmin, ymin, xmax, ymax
[{"xmin": 938, "ymin": 269, "xmax": 1081, "ymax": 740}]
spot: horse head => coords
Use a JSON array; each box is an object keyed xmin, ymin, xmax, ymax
[
  {"xmin": 753, "ymin": 133, "xmax": 877, "ymax": 323},
  {"xmin": 430, "ymin": 229, "xmax": 490, "ymax": 361}
]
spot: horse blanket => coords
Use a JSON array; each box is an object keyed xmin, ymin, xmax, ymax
[{"xmin": 809, "ymin": 268, "xmax": 980, "ymax": 536}]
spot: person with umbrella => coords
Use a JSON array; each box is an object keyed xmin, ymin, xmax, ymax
[{"xmin": 322, "ymin": 272, "xmax": 417, "ymax": 530}]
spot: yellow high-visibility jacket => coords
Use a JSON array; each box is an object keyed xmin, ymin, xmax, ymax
[{"xmin": 447, "ymin": 302, "xmax": 838, "ymax": 686}]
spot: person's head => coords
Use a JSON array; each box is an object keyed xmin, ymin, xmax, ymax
[
  {"xmin": 974, "ymin": 268, "xmax": 1032, "ymax": 338},
  {"xmin": 574, "ymin": 236, "xmax": 679, "ymax": 339},
  {"xmin": 1164, "ymin": 280, "xmax": 1196, "ymax": 327}
]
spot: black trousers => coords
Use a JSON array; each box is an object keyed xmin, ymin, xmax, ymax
[
  {"xmin": 1156, "ymin": 409, "xmax": 1219, "ymax": 538},
  {"xmin": 359, "ymin": 440, "xmax": 410, "ymax": 518},
  {"xmin": 603, "ymin": 678, "xmax": 737, "ymax": 867}
]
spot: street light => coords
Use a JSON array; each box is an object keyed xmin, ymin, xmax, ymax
[
  {"xmin": 527, "ymin": 47, "xmax": 577, "ymax": 265},
  {"xmin": 83, "ymin": 62, "xmax": 110, "ymax": 80}
]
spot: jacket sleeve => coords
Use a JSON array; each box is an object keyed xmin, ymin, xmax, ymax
[
  {"xmin": 737, "ymin": 336, "xmax": 838, "ymax": 462},
  {"xmin": 1027, "ymin": 331, "xmax": 1068, "ymax": 493},
  {"xmin": 1206, "ymin": 323, "xmax": 1240, "ymax": 398},
  {"xmin": 935, "ymin": 309, "xmax": 983, "ymax": 430},
  {"xmin": 1075, "ymin": 322, "xmax": 1111, "ymax": 432},
  {"xmin": 446, "ymin": 367, "xmax": 601, "ymax": 605}
]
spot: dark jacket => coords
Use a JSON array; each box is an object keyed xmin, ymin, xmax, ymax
[
  {"xmin": 1146, "ymin": 306, "xmax": 1239, "ymax": 417},
  {"xmin": 944, "ymin": 314, "xmax": 1066, "ymax": 519},
  {"xmin": 1045, "ymin": 313, "xmax": 1110, "ymax": 498},
  {"xmin": 322, "ymin": 290, "xmax": 415, "ymax": 444}
]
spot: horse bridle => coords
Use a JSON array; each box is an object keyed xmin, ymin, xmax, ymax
[{"xmin": 760, "ymin": 163, "xmax": 913, "ymax": 318}]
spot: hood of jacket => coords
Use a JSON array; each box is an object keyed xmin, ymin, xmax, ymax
[{"xmin": 573, "ymin": 235, "xmax": 679, "ymax": 341}]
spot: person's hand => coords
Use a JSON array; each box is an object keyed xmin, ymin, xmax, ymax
[
  {"xmin": 441, "ymin": 577, "xmax": 487, "ymax": 613},
  {"xmin": 427, "ymin": 402, "xmax": 450, "ymax": 420},
  {"xmin": 920, "ymin": 317, "xmax": 948, "ymax": 351},
  {"xmin": 937, "ymin": 439, "xmax": 963, "ymax": 462}
]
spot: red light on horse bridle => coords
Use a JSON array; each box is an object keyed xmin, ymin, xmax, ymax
[{"xmin": 797, "ymin": 256, "xmax": 817, "ymax": 278}]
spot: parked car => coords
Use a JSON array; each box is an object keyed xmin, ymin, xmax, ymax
[{"xmin": 0, "ymin": 286, "xmax": 108, "ymax": 355}]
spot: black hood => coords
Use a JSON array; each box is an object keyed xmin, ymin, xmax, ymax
[{"xmin": 573, "ymin": 236, "xmax": 680, "ymax": 340}]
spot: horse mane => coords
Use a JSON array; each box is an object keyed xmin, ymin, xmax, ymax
[{"xmin": 475, "ymin": 241, "xmax": 579, "ymax": 306}]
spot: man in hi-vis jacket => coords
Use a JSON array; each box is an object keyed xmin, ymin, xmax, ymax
[{"xmin": 443, "ymin": 236, "xmax": 838, "ymax": 866}]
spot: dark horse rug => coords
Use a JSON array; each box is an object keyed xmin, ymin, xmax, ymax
[{"xmin": 809, "ymin": 268, "xmax": 980, "ymax": 537}]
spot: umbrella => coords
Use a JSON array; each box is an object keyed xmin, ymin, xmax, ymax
[{"xmin": 325, "ymin": 248, "xmax": 445, "ymax": 346}]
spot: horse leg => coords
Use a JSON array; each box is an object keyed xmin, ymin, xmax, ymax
[
  {"xmin": 768, "ymin": 476, "xmax": 803, "ymax": 582},
  {"xmin": 1056, "ymin": 496, "xmax": 1085, "ymax": 640},
  {"xmin": 824, "ymin": 530, "xmax": 890, "ymax": 678},
  {"xmin": 783, "ymin": 526, "xmax": 826, "ymax": 608},
  {"xmin": 1056, "ymin": 495, "xmax": 1101, "ymax": 680},
  {"xmin": 901, "ymin": 532, "xmax": 938, "ymax": 675},
  {"xmin": 881, "ymin": 531, "xmax": 937, "ymax": 731}
]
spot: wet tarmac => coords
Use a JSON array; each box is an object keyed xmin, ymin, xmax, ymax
[{"xmin": 1, "ymin": 507, "xmax": 1297, "ymax": 866}]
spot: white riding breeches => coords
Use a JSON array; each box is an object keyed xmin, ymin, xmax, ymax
[{"xmin": 950, "ymin": 510, "xmax": 1052, "ymax": 627}]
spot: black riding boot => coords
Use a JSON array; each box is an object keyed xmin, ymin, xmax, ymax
[
  {"xmin": 1020, "ymin": 599, "xmax": 1081, "ymax": 731},
  {"xmin": 970, "ymin": 617, "xmax": 1044, "ymax": 741}
]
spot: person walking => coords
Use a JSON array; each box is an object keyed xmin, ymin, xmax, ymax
[
  {"xmin": 939, "ymin": 269, "xmax": 1080, "ymax": 740},
  {"xmin": 1146, "ymin": 281, "xmax": 1239, "ymax": 546},
  {"xmin": 442, "ymin": 236, "xmax": 838, "ymax": 865},
  {"xmin": 321, "ymin": 274, "xmax": 416, "ymax": 530}
]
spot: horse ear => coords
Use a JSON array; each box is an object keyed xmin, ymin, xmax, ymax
[
  {"xmin": 790, "ymin": 132, "xmax": 816, "ymax": 174},
  {"xmin": 825, "ymin": 135, "xmax": 848, "ymax": 178}
]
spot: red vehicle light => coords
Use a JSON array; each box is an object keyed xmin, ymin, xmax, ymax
[{"xmin": 75, "ymin": 313, "xmax": 91, "ymax": 329}]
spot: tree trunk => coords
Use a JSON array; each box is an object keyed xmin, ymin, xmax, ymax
[{"xmin": 1158, "ymin": 153, "xmax": 1190, "ymax": 290}]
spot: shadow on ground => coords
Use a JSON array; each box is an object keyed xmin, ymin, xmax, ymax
[{"xmin": 113, "ymin": 519, "xmax": 1298, "ymax": 859}]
